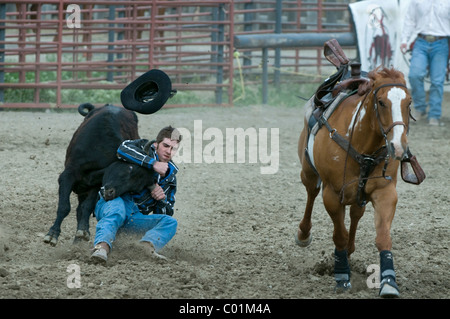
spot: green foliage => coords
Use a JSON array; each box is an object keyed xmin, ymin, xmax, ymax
[
  {"xmin": 62, "ymin": 88, "xmax": 121, "ymax": 105},
  {"xmin": 2, "ymin": 71, "xmax": 319, "ymax": 107},
  {"xmin": 232, "ymin": 78, "xmax": 317, "ymax": 107}
]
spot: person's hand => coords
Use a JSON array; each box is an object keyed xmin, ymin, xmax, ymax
[
  {"xmin": 153, "ymin": 161, "xmax": 168, "ymax": 175},
  {"xmin": 400, "ymin": 43, "xmax": 408, "ymax": 54},
  {"xmin": 150, "ymin": 184, "xmax": 166, "ymax": 201}
]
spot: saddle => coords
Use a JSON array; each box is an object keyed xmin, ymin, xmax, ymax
[
  {"xmin": 313, "ymin": 39, "xmax": 369, "ymax": 110},
  {"xmin": 309, "ymin": 39, "xmax": 370, "ymax": 136}
]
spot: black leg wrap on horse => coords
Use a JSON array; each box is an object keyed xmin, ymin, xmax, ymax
[
  {"xmin": 379, "ymin": 250, "xmax": 400, "ymax": 297},
  {"xmin": 334, "ymin": 249, "xmax": 351, "ymax": 290}
]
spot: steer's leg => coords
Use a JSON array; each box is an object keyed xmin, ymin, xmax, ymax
[
  {"xmin": 74, "ymin": 188, "xmax": 98, "ymax": 243},
  {"xmin": 44, "ymin": 170, "xmax": 75, "ymax": 246}
]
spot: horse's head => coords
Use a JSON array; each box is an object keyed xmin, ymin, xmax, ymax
[{"xmin": 365, "ymin": 67, "xmax": 412, "ymax": 161}]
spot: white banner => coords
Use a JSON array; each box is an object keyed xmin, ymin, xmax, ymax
[{"xmin": 349, "ymin": 0, "xmax": 411, "ymax": 76}]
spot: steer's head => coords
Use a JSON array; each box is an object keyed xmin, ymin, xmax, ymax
[{"xmin": 101, "ymin": 161, "xmax": 155, "ymax": 201}]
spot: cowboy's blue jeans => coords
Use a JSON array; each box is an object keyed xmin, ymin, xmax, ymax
[
  {"xmin": 408, "ymin": 37, "xmax": 449, "ymax": 120},
  {"xmin": 94, "ymin": 194, "xmax": 177, "ymax": 252}
]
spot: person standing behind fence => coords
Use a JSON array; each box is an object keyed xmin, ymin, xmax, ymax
[{"xmin": 400, "ymin": 0, "xmax": 450, "ymax": 126}]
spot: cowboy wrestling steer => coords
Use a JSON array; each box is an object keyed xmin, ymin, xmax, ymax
[{"xmin": 44, "ymin": 103, "xmax": 140, "ymax": 246}]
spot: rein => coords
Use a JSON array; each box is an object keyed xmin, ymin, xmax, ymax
[{"xmin": 318, "ymin": 82, "xmax": 408, "ymax": 206}]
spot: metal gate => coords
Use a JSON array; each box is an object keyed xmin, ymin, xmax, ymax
[
  {"xmin": 0, "ymin": 0, "xmax": 235, "ymax": 108},
  {"xmin": 0, "ymin": 0, "xmax": 353, "ymax": 109}
]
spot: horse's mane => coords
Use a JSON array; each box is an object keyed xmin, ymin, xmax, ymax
[{"xmin": 357, "ymin": 66, "xmax": 405, "ymax": 96}]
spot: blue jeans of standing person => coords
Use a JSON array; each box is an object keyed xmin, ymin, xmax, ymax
[
  {"xmin": 94, "ymin": 194, "xmax": 177, "ymax": 252},
  {"xmin": 408, "ymin": 37, "xmax": 449, "ymax": 121}
]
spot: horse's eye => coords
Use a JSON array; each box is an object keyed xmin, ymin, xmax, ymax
[{"xmin": 378, "ymin": 100, "xmax": 386, "ymax": 107}]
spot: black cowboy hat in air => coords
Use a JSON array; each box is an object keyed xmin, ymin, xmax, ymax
[{"xmin": 121, "ymin": 69, "xmax": 177, "ymax": 114}]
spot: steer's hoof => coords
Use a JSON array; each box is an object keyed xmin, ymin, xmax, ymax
[
  {"xmin": 295, "ymin": 231, "xmax": 312, "ymax": 247},
  {"xmin": 74, "ymin": 230, "xmax": 90, "ymax": 242},
  {"xmin": 43, "ymin": 234, "xmax": 58, "ymax": 246}
]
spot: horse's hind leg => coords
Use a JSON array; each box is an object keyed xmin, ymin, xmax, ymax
[
  {"xmin": 295, "ymin": 169, "xmax": 320, "ymax": 247},
  {"xmin": 348, "ymin": 204, "xmax": 365, "ymax": 255}
]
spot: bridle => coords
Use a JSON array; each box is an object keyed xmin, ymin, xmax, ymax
[{"xmin": 372, "ymin": 83, "xmax": 409, "ymax": 138}]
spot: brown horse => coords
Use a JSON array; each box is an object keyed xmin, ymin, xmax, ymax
[{"xmin": 296, "ymin": 67, "xmax": 413, "ymax": 297}]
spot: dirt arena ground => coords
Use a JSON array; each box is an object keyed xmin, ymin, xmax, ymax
[{"xmin": 0, "ymin": 92, "xmax": 449, "ymax": 301}]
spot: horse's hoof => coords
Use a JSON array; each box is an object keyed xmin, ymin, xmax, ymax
[
  {"xmin": 295, "ymin": 232, "xmax": 312, "ymax": 247},
  {"xmin": 379, "ymin": 279, "xmax": 400, "ymax": 298},
  {"xmin": 43, "ymin": 235, "xmax": 58, "ymax": 246},
  {"xmin": 334, "ymin": 280, "xmax": 352, "ymax": 293}
]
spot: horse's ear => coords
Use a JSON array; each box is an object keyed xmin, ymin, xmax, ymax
[{"xmin": 357, "ymin": 80, "xmax": 372, "ymax": 96}]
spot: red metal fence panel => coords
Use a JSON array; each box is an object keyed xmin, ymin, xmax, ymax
[
  {"xmin": 0, "ymin": 0, "xmax": 235, "ymax": 108},
  {"xmin": 0, "ymin": 0, "xmax": 354, "ymax": 109}
]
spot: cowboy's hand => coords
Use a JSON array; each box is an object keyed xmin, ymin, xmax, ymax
[
  {"xmin": 153, "ymin": 161, "xmax": 168, "ymax": 175},
  {"xmin": 400, "ymin": 43, "xmax": 408, "ymax": 54},
  {"xmin": 150, "ymin": 184, "xmax": 166, "ymax": 201}
]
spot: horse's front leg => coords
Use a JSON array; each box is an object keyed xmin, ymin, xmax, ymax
[
  {"xmin": 372, "ymin": 188, "xmax": 400, "ymax": 298},
  {"xmin": 323, "ymin": 186, "xmax": 351, "ymax": 291}
]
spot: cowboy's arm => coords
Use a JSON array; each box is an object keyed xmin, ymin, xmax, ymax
[
  {"xmin": 154, "ymin": 183, "xmax": 176, "ymax": 216},
  {"xmin": 400, "ymin": 1, "xmax": 417, "ymax": 52},
  {"xmin": 117, "ymin": 139, "xmax": 168, "ymax": 175}
]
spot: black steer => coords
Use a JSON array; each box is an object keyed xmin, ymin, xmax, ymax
[
  {"xmin": 44, "ymin": 103, "xmax": 140, "ymax": 246},
  {"xmin": 100, "ymin": 160, "xmax": 156, "ymax": 201}
]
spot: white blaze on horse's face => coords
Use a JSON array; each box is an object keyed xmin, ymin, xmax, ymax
[{"xmin": 387, "ymin": 87, "xmax": 407, "ymax": 160}]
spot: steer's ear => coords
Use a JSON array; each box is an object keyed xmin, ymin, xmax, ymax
[{"xmin": 121, "ymin": 69, "xmax": 174, "ymax": 114}]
